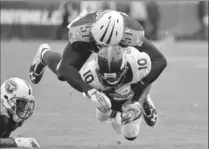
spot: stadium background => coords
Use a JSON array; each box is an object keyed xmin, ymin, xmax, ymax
[{"xmin": 1, "ymin": 1, "xmax": 208, "ymax": 149}]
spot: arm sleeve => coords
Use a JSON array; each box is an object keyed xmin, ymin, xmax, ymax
[
  {"xmin": 134, "ymin": 37, "xmax": 167, "ymax": 87},
  {"xmin": 56, "ymin": 41, "xmax": 93, "ymax": 93}
]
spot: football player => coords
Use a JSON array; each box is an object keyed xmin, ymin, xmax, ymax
[
  {"xmin": 29, "ymin": 10, "xmax": 167, "ymax": 127},
  {"xmin": 80, "ymin": 45, "xmax": 153, "ymax": 141},
  {"xmin": 0, "ymin": 77, "xmax": 40, "ymax": 148}
]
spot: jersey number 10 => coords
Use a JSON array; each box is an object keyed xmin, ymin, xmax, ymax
[{"xmin": 137, "ymin": 58, "xmax": 148, "ymax": 70}]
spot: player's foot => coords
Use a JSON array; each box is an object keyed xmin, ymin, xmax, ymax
[
  {"xmin": 142, "ymin": 96, "xmax": 157, "ymax": 127},
  {"xmin": 29, "ymin": 44, "xmax": 50, "ymax": 84}
]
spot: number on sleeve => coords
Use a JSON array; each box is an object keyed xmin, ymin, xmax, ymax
[
  {"xmin": 83, "ymin": 70, "xmax": 94, "ymax": 83},
  {"xmin": 137, "ymin": 58, "xmax": 148, "ymax": 70}
]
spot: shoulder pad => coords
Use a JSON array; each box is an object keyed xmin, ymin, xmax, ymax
[{"xmin": 70, "ymin": 13, "xmax": 96, "ymax": 28}]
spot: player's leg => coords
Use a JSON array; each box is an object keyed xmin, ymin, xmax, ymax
[
  {"xmin": 29, "ymin": 44, "xmax": 62, "ymax": 84},
  {"xmin": 142, "ymin": 94, "xmax": 158, "ymax": 126},
  {"xmin": 42, "ymin": 50, "xmax": 62, "ymax": 74},
  {"xmin": 122, "ymin": 113, "xmax": 142, "ymax": 141}
]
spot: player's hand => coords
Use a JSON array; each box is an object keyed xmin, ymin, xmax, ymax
[
  {"xmin": 83, "ymin": 89, "xmax": 112, "ymax": 113},
  {"xmin": 14, "ymin": 137, "xmax": 40, "ymax": 148},
  {"xmin": 121, "ymin": 102, "xmax": 142, "ymax": 125}
]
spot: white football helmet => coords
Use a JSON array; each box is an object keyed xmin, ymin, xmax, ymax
[
  {"xmin": 91, "ymin": 10, "xmax": 125, "ymax": 46},
  {"xmin": 1, "ymin": 77, "xmax": 35, "ymax": 122}
]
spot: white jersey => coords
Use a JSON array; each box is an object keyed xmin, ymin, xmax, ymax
[{"xmin": 79, "ymin": 47, "xmax": 151, "ymax": 101}]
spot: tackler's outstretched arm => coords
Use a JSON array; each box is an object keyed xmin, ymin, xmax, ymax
[{"xmin": 135, "ymin": 38, "xmax": 167, "ymax": 88}]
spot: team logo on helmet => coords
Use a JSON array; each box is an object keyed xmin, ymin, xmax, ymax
[{"xmin": 5, "ymin": 80, "xmax": 18, "ymax": 94}]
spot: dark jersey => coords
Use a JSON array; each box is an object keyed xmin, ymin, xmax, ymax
[{"xmin": 0, "ymin": 106, "xmax": 22, "ymax": 138}]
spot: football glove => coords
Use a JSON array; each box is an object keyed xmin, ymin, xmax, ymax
[
  {"xmin": 83, "ymin": 89, "xmax": 112, "ymax": 113},
  {"xmin": 121, "ymin": 102, "xmax": 142, "ymax": 125},
  {"xmin": 14, "ymin": 137, "xmax": 40, "ymax": 148}
]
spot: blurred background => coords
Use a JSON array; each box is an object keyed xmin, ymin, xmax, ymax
[{"xmin": 1, "ymin": 1, "xmax": 208, "ymax": 41}]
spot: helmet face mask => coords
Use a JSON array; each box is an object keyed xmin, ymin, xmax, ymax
[
  {"xmin": 96, "ymin": 45, "xmax": 128, "ymax": 87},
  {"xmin": 96, "ymin": 67, "xmax": 127, "ymax": 86},
  {"xmin": 7, "ymin": 97, "xmax": 35, "ymax": 121},
  {"xmin": 15, "ymin": 98, "xmax": 35, "ymax": 120}
]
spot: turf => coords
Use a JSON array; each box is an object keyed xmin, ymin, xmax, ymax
[{"xmin": 1, "ymin": 39, "xmax": 208, "ymax": 149}]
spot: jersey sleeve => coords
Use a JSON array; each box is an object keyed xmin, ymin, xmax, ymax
[
  {"xmin": 120, "ymin": 14, "xmax": 145, "ymax": 47},
  {"xmin": 135, "ymin": 51, "xmax": 152, "ymax": 81},
  {"xmin": 79, "ymin": 59, "xmax": 97, "ymax": 85},
  {"xmin": 126, "ymin": 47, "xmax": 151, "ymax": 83}
]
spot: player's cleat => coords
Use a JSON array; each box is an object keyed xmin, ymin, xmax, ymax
[
  {"xmin": 142, "ymin": 96, "xmax": 157, "ymax": 127},
  {"xmin": 29, "ymin": 44, "xmax": 50, "ymax": 84}
]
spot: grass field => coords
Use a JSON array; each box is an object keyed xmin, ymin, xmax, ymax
[{"xmin": 1, "ymin": 39, "xmax": 208, "ymax": 149}]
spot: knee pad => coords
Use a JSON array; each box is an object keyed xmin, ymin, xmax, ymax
[
  {"xmin": 96, "ymin": 108, "xmax": 110, "ymax": 122},
  {"xmin": 122, "ymin": 124, "xmax": 140, "ymax": 141}
]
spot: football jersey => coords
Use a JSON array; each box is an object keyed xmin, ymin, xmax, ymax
[
  {"xmin": 79, "ymin": 46, "xmax": 151, "ymax": 104},
  {"xmin": 68, "ymin": 10, "xmax": 145, "ymax": 52}
]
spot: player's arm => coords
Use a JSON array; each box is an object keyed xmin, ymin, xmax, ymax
[
  {"xmin": 0, "ymin": 113, "xmax": 39, "ymax": 148},
  {"xmin": 134, "ymin": 38, "xmax": 167, "ymax": 88},
  {"xmin": 122, "ymin": 15, "xmax": 167, "ymax": 88},
  {"xmin": 56, "ymin": 41, "xmax": 93, "ymax": 93}
]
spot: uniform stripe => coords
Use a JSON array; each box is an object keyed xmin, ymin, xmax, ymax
[
  {"xmin": 100, "ymin": 20, "xmax": 111, "ymax": 42},
  {"xmin": 24, "ymin": 80, "xmax": 32, "ymax": 95},
  {"xmin": 106, "ymin": 21, "xmax": 115, "ymax": 44},
  {"xmin": 107, "ymin": 47, "xmax": 113, "ymax": 71}
]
